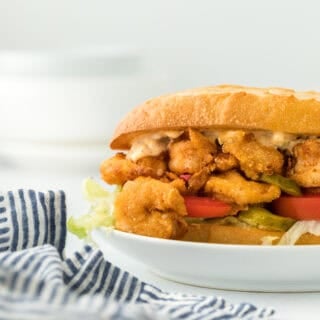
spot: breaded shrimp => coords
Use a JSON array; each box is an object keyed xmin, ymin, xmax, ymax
[
  {"xmin": 288, "ymin": 139, "xmax": 320, "ymax": 187},
  {"xmin": 100, "ymin": 153, "xmax": 166, "ymax": 185},
  {"xmin": 214, "ymin": 152, "xmax": 239, "ymax": 172},
  {"xmin": 219, "ymin": 131, "xmax": 284, "ymax": 180},
  {"xmin": 169, "ymin": 129, "xmax": 216, "ymax": 174},
  {"xmin": 205, "ymin": 170, "xmax": 281, "ymax": 206},
  {"xmin": 187, "ymin": 167, "xmax": 211, "ymax": 194},
  {"xmin": 170, "ymin": 178, "xmax": 188, "ymax": 195},
  {"xmin": 114, "ymin": 177, "xmax": 188, "ymax": 239},
  {"xmin": 136, "ymin": 156, "xmax": 167, "ymax": 176}
]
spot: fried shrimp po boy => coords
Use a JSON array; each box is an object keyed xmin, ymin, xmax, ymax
[{"xmin": 99, "ymin": 85, "xmax": 320, "ymax": 245}]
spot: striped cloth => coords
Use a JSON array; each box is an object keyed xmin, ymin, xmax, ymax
[{"xmin": 0, "ymin": 190, "xmax": 275, "ymax": 320}]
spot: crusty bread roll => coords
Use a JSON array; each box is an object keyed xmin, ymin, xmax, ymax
[
  {"xmin": 181, "ymin": 223, "xmax": 320, "ymax": 245},
  {"xmin": 111, "ymin": 85, "xmax": 320, "ymax": 150}
]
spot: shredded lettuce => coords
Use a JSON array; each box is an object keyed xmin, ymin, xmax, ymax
[
  {"xmin": 261, "ymin": 236, "xmax": 279, "ymax": 245},
  {"xmin": 278, "ymin": 221, "xmax": 320, "ymax": 245},
  {"xmin": 67, "ymin": 178, "xmax": 120, "ymax": 239}
]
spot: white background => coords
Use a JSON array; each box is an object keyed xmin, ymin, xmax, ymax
[{"xmin": 0, "ymin": 0, "xmax": 319, "ymax": 91}]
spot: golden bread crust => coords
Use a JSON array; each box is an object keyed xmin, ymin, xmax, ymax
[
  {"xmin": 181, "ymin": 223, "xmax": 320, "ymax": 245},
  {"xmin": 110, "ymin": 84, "xmax": 320, "ymax": 150}
]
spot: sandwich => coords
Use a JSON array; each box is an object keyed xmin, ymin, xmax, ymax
[{"xmin": 69, "ymin": 85, "xmax": 320, "ymax": 245}]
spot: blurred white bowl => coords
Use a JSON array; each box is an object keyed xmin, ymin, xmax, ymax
[{"xmin": 0, "ymin": 47, "xmax": 170, "ymax": 170}]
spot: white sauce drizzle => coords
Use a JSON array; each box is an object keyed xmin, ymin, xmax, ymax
[
  {"xmin": 127, "ymin": 129, "xmax": 317, "ymax": 161},
  {"xmin": 127, "ymin": 131, "xmax": 183, "ymax": 161}
]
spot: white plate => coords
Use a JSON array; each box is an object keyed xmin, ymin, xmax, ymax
[{"xmin": 91, "ymin": 228, "xmax": 320, "ymax": 292}]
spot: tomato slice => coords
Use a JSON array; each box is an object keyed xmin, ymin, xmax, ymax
[
  {"xmin": 272, "ymin": 195, "xmax": 320, "ymax": 220},
  {"xmin": 184, "ymin": 196, "xmax": 232, "ymax": 218}
]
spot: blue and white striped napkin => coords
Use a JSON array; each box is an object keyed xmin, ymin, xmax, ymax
[{"xmin": 0, "ymin": 190, "xmax": 275, "ymax": 320}]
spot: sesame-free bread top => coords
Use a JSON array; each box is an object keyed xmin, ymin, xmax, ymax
[{"xmin": 110, "ymin": 85, "xmax": 320, "ymax": 150}]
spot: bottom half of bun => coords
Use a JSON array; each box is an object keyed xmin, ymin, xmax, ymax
[{"xmin": 180, "ymin": 223, "xmax": 320, "ymax": 245}]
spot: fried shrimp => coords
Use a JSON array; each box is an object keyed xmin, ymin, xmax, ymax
[
  {"xmin": 114, "ymin": 177, "xmax": 188, "ymax": 239},
  {"xmin": 214, "ymin": 152, "xmax": 239, "ymax": 172},
  {"xmin": 169, "ymin": 129, "xmax": 216, "ymax": 174},
  {"xmin": 219, "ymin": 131, "xmax": 284, "ymax": 180},
  {"xmin": 288, "ymin": 139, "xmax": 320, "ymax": 187},
  {"xmin": 169, "ymin": 178, "xmax": 188, "ymax": 195},
  {"xmin": 136, "ymin": 156, "xmax": 167, "ymax": 176},
  {"xmin": 100, "ymin": 153, "xmax": 166, "ymax": 185},
  {"xmin": 205, "ymin": 170, "xmax": 281, "ymax": 206},
  {"xmin": 187, "ymin": 167, "xmax": 211, "ymax": 194}
]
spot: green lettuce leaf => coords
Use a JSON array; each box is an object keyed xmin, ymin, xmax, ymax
[{"xmin": 67, "ymin": 178, "xmax": 120, "ymax": 239}]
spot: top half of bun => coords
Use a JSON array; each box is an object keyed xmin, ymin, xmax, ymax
[{"xmin": 110, "ymin": 85, "xmax": 320, "ymax": 150}]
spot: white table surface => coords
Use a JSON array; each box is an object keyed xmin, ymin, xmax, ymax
[{"xmin": 1, "ymin": 165, "xmax": 320, "ymax": 320}]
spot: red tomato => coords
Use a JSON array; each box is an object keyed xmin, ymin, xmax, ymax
[
  {"xmin": 272, "ymin": 195, "xmax": 320, "ymax": 220},
  {"xmin": 184, "ymin": 196, "xmax": 232, "ymax": 218}
]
